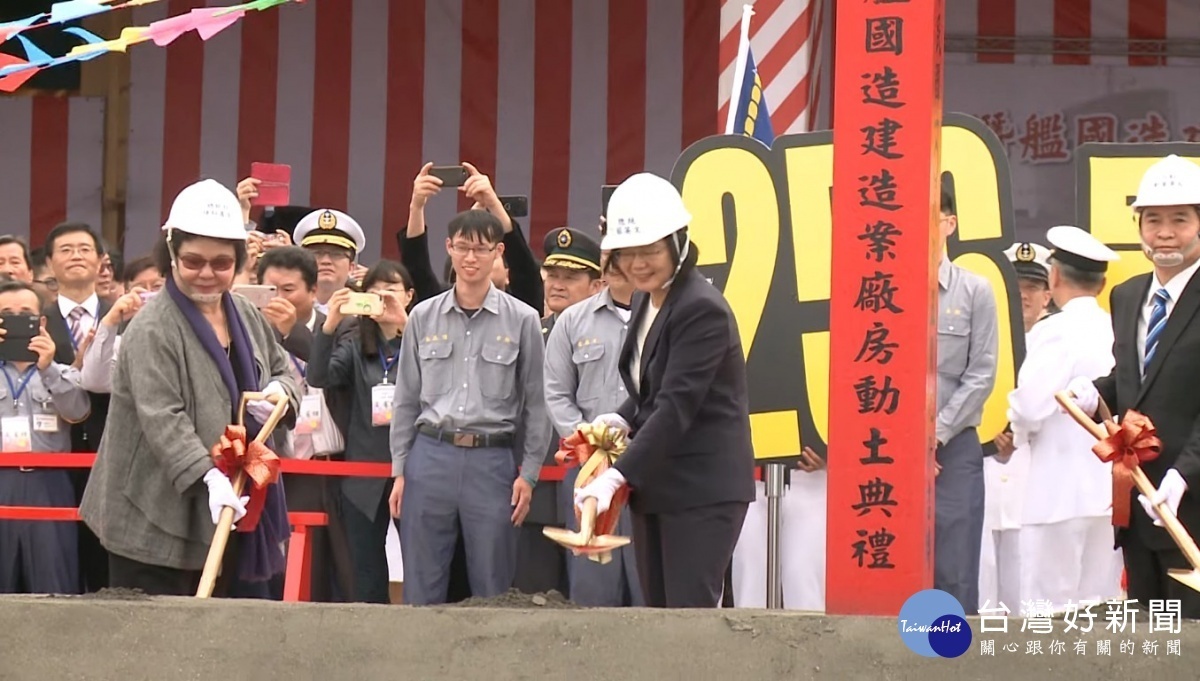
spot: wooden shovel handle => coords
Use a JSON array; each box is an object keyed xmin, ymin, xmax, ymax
[
  {"xmin": 1054, "ymin": 390, "xmax": 1200, "ymax": 571},
  {"xmin": 197, "ymin": 392, "xmax": 292, "ymax": 598},
  {"xmin": 578, "ymin": 496, "xmax": 598, "ymax": 544}
]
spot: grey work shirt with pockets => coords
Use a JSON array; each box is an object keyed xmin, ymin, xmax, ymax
[
  {"xmin": 0, "ymin": 361, "xmax": 90, "ymax": 453},
  {"xmin": 936, "ymin": 256, "xmax": 999, "ymax": 446},
  {"xmin": 390, "ymin": 283, "xmax": 550, "ymax": 485},
  {"xmin": 543, "ymin": 289, "xmax": 631, "ymax": 439}
]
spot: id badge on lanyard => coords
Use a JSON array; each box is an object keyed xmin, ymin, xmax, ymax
[
  {"xmin": 373, "ymin": 347, "xmax": 398, "ymax": 427},
  {"xmin": 1, "ymin": 364, "xmax": 35, "ymax": 452},
  {"xmin": 297, "ymin": 393, "xmax": 323, "ymax": 435}
]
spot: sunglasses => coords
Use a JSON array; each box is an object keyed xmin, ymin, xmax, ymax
[{"xmin": 177, "ymin": 253, "xmax": 237, "ymax": 273}]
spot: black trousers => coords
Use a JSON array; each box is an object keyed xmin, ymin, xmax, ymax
[
  {"xmin": 341, "ymin": 488, "xmax": 396, "ymax": 604},
  {"xmin": 71, "ymin": 469, "xmax": 108, "ymax": 593},
  {"xmin": 108, "ymin": 532, "xmax": 253, "ymax": 598},
  {"xmin": 1124, "ymin": 529, "xmax": 1200, "ymax": 619},
  {"xmin": 513, "ymin": 523, "xmax": 567, "ymax": 595},
  {"xmin": 283, "ymin": 471, "xmax": 354, "ymax": 602},
  {"xmin": 631, "ymin": 501, "xmax": 748, "ymax": 608}
]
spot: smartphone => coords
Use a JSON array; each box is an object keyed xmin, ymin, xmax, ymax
[
  {"xmin": 498, "ymin": 195, "xmax": 528, "ymax": 218},
  {"xmin": 137, "ymin": 290, "xmax": 158, "ymax": 303},
  {"xmin": 340, "ymin": 292, "xmax": 384, "ymax": 317},
  {"xmin": 0, "ymin": 313, "xmax": 39, "ymax": 363},
  {"xmin": 430, "ymin": 165, "xmax": 470, "ymax": 188},
  {"xmin": 601, "ymin": 184, "xmax": 619, "ymax": 219},
  {"xmin": 233, "ymin": 284, "xmax": 278, "ymax": 310}
]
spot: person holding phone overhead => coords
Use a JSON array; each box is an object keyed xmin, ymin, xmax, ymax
[
  {"xmin": 573, "ymin": 173, "xmax": 755, "ymax": 608},
  {"xmin": 79, "ymin": 179, "xmax": 300, "ymax": 597},
  {"xmin": 0, "ymin": 280, "xmax": 90, "ymax": 594},
  {"xmin": 307, "ymin": 261, "xmax": 414, "ymax": 604}
]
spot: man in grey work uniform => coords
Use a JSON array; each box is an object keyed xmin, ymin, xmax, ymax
[
  {"xmin": 934, "ymin": 190, "xmax": 999, "ymax": 615},
  {"xmin": 544, "ymin": 230, "xmax": 644, "ymax": 606},
  {"xmin": 389, "ymin": 209, "xmax": 550, "ymax": 605}
]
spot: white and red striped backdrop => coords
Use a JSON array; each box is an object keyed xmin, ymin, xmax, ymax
[
  {"xmin": 946, "ymin": 0, "xmax": 1198, "ymax": 66},
  {"xmin": 4, "ymin": 0, "xmax": 1197, "ymax": 259},
  {"xmin": 0, "ymin": 96, "xmax": 104, "ymax": 246},
  {"xmin": 120, "ymin": 0, "xmax": 725, "ymax": 263}
]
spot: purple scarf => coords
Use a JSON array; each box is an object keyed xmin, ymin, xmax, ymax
[{"xmin": 166, "ymin": 277, "xmax": 288, "ymax": 583}]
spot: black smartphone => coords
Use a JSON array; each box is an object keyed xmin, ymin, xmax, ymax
[
  {"xmin": 430, "ymin": 165, "xmax": 470, "ymax": 188},
  {"xmin": 0, "ymin": 313, "xmax": 39, "ymax": 363},
  {"xmin": 601, "ymin": 184, "xmax": 619, "ymax": 219},
  {"xmin": 498, "ymin": 195, "xmax": 529, "ymax": 218}
]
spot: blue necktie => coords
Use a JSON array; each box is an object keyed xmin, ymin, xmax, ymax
[{"xmin": 1144, "ymin": 288, "xmax": 1170, "ymax": 374}]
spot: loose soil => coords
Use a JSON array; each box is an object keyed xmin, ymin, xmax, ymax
[
  {"xmin": 448, "ymin": 588, "xmax": 579, "ymax": 609},
  {"xmin": 79, "ymin": 587, "xmax": 152, "ymax": 601}
]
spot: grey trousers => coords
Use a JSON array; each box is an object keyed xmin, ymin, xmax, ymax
[
  {"xmin": 400, "ymin": 434, "xmax": 518, "ymax": 605},
  {"xmin": 934, "ymin": 428, "xmax": 985, "ymax": 615}
]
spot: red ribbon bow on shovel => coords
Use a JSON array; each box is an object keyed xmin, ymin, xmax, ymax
[
  {"xmin": 210, "ymin": 425, "xmax": 281, "ymax": 532},
  {"xmin": 1092, "ymin": 410, "xmax": 1162, "ymax": 528},
  {"xmin": 555, "ymin": 424, "xmax": 629, "ymax": 539}
]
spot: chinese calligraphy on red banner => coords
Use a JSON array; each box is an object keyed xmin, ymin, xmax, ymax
[{"xmin": 828, "ymin": 0, "xmax": 943, "ymax": 615}]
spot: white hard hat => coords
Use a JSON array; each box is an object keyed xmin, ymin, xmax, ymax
[
  {"xmin": 161, "ymin": 179, "xmax": 247, "ymax": 240},
  {"xmin": 601, "ymin": 173, "xmax": 692, "ymax": 251},
  {"xmin": 1131, "ymin": 154, "xmax": 1200, "ymax": 209}
]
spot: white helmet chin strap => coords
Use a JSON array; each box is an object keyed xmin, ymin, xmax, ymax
[{"xmin": 662, "ymin": 229, "xmax": 691, "ymax": 290}]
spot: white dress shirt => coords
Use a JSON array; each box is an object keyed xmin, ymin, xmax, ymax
[{"xmin": 1137, "ymin": 257, "xmax": 1200, "ymax": 375}]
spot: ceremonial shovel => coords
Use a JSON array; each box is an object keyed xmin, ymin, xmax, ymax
[
  {"xmin": 1056, "ymin": 391, "xmax": 1200, "ymax": 593},
  {"xmin": 196, "ymin": 391, "xmax": 291, "ymax": 598},
  {"xmin": 542, "ymin": 496, "xmax": 631, "ymax": 564}
]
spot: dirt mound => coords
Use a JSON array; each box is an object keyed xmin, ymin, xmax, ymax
[
  {"xmin": 448, "ymin": 588, "xmax": 579, "ymax": 609},
  {"xmin": 80, "ymin": 587, "xmax": 152, "ymax": 601}
]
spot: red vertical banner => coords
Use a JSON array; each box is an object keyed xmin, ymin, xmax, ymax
[{"xmin": 826, "ymin": 0, "xmax": 945, "ymax": 615}]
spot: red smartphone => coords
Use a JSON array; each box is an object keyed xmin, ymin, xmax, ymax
[{"xmin": 250, "ymin": 162, "xmax": 291, "ymax": 207}]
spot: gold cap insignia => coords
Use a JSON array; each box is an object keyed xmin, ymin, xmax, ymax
[
  {"xmin": 1015, "ymin": 243, "xmax": 1035, "ymax": 262},
  {"xmin": 556, "ymin": 229, "xmax": 572, "ymax": 249},
  {"xmin": 318, "ymin": 210, "xmax": 337, "ymax": 230}
]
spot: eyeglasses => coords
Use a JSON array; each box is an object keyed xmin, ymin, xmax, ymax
[
  {"xmin": 450, "ymin": 242, "xmax": 499, "ymax": 257},
  {"xmin": 34, "ymin": 277, "xmax": 58, "ymax": 292},
  {"xmin": 177, "ymin": 253, "xmax": 237, "ymax": 273},
  {"xmin": 308, "ymin": 246, "xmax": 353, "ymax": 261},
  {"xmin": 56, "ymin": 244, "xmax": 96, "ymax": 257},
  {"xmin": 620, "ymin": 245, "xmax": 669, "ymax": 262}
]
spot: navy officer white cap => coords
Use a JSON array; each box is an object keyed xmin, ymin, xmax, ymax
[
  {"xmin": 293, "ymin": 208, "xmax": 367, "ymax": 255},
  {"xmin": 1046, "ymin": 225, "xmax": 1119, "ymax": 273}
]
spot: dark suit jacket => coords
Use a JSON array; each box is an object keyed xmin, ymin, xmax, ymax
[
  {"xmin": 278, "ymin": 310, "xmax": 326, "ymax": 364},
  {"xmin": 1095, "ymin": 270, "xmax": 1200, "ymax": 551},
  {"xmin": 614, "ymin": 267, "xmax": 755, "ymax": 515},
  {"xmin": 46, "ymin": 298, "xmax": 111, "ymax": 454}
]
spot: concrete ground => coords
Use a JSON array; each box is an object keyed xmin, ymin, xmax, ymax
[{"xmin": 1, "ymin": 595, "xmax": 1198, "ymax": 680}]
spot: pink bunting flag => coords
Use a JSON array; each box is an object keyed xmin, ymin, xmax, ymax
[
  {"xmin": 143, "ymin": 10, "xmax": 194, "ymax": 46},
  {"xmin": 192, "ymin": 7, "xmax": 245, "ymax": 40}
]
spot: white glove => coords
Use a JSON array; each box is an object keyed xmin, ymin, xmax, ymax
[
  {"xmin": 246, "ymin": 381, "xmax": 287, "ymax": 424},
  {"xmin": 1139, "ymin": 468, "xmax": 1188, "ymax": 528},
  {"xmin": 1064, "ymin": 376, "xmax": 1099, "ymax": 417},
  {"xmin": 203, "ymin": 468, "xmax": 249, "ymax": 526},
  {"xmin": 575, "ymin": 467, "xmax": 627, "ymax": 515},
  {"xmin": 591, "ymin": 413, "xmax": 630, "ymax": 436}
]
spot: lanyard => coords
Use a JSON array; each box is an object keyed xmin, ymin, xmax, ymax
[
  {"xmin": 289, "ymin": 353, "xmax": 307, "ymax": 380},
  {"xmin": 1, "ymin": 363, "xmax": 36, "ymax": 402},
  {"xmin": 377, "ymin": 346, "xmax": 398, "ymax": 384}
]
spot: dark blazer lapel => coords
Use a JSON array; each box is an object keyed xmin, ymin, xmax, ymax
[
  {"xmin": 619, "ymin": 292, "xmax": 647, "ymax": 396},
  {"xmin": 1115, "ymin": 277, "xmax": 1145, "ymax": 404},
  {"xmin": 639, "ymin": 283, "xmax": 684, "ymax": 386},
  {"xmin": 1138, "ymin": 270, "xmax": 1200, "ymax": 404},
  {"xmin": 44, "ymin": 303, "xmax": 75, "ymax": 366}
]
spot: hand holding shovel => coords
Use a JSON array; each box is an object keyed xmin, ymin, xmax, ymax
[{"xmin": 1055, "ymin": 390, "xmax": 1200, "ymax": 593}]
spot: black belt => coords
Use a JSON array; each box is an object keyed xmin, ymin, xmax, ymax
[{"xmin": 417, "ymin": 425, "xmax": 514, "ymax": 449}]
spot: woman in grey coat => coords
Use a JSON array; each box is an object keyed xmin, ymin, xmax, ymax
[{"xmin": 79, "ymin": 179, "xmax": 299, "ymax": 596}]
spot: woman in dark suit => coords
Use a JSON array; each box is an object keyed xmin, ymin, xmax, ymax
[{"xmin": 574, "ymin": 172, "xmax": 755, "ymax": 608}]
